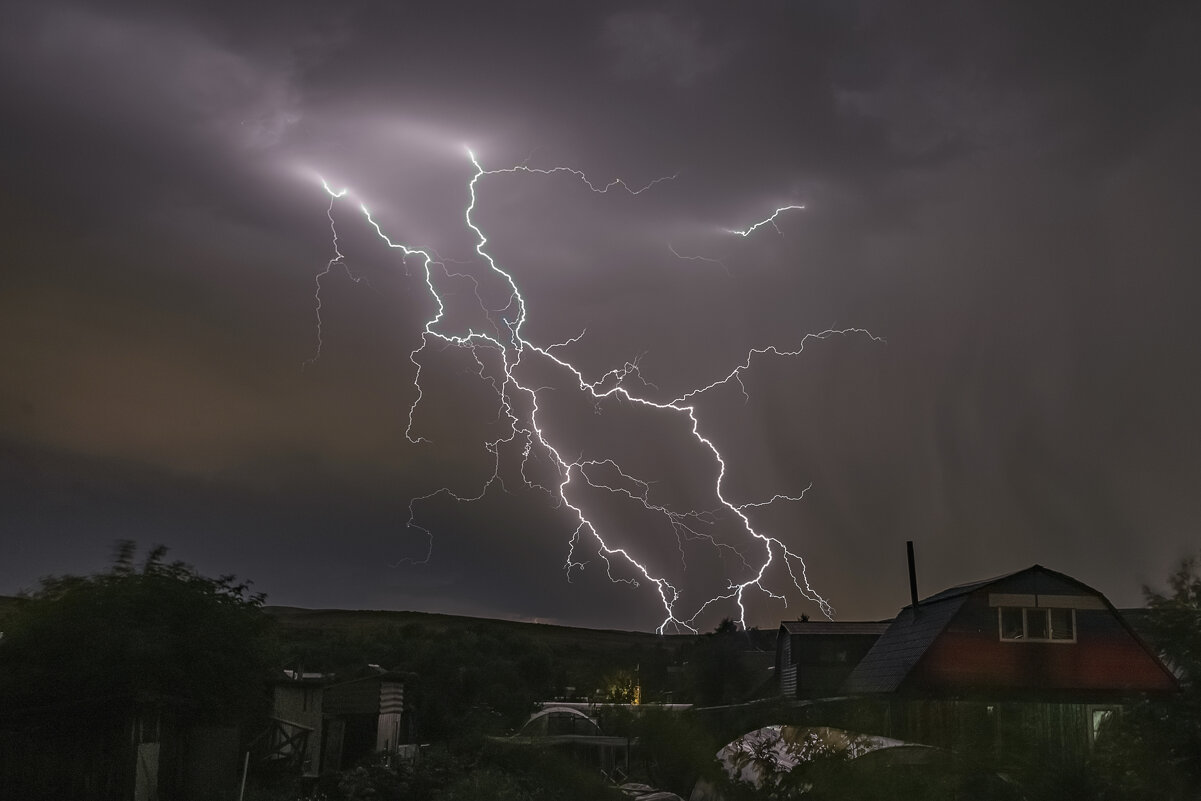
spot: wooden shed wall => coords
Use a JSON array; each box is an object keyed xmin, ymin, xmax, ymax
[
  {"xmin": 323, "ymin": 679, "xmax": 381, "ymax": 716},
  {"xmin": 886, "ymin": 699, "xmax": 1097, "ymax": 760}
]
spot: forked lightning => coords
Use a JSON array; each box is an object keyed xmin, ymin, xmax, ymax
[{"xmin": 309, "ymin": 150, "xmax": 879, "ymax": 632}]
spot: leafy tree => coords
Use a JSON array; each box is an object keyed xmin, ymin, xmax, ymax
[
  {"xmin": 1144, "ymin": 553, "xmax": 1201, "ymax": 692},
  {"xmin": 598, "ymin": 668, "xmax": 640, "ymax": 704},
  {"xmin": 1089, "ymin": 552, "xmax": 1201, "ymax": 800},
  {"xmin": 682, "ymin": 618, "xmax": 756, "ymax": 705},
  {"xmin": 0, "ymin": 541, "xmax": 275, "ymax": 727},
  {"xmin": 634, "ymin": 706, "xmax": 722, "ymax": 796}
]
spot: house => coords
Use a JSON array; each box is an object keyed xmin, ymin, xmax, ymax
[
  {"xmin": 775, "ymin": 620, "xmax": 890, "ymax": 698},
  {"xmin": 836, "ymin": 564, "xmax": 1178, "ymax": 757}
]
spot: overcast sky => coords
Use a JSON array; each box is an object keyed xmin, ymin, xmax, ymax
[{"xmin": 2, "ymin": 1, "xmax": 1199, "ymax": 632}]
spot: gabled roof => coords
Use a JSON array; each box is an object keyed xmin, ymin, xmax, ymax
[{"xmin": 842, "ymin": 564, "xmax": 1099, "ymax": 694}]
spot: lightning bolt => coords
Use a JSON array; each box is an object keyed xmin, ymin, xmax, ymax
[
  {"xmin": 307, "ymin": 152, "xmax": 880, "ymax": 633},
  {"xmin": 727, "ymin": 204, "xmax": 806, "ymax": 237},
  {"xmin": 304, "ymin": 180, "xmax": 348, "ymax": 367},
  {"xmin": 667, "ymin": 242, "xmax": 729, "ymax": 275}
]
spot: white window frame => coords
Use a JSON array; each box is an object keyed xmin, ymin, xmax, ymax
[{"xmin": 997, "ymin": 606, "xmax": 1077, "ymax": 643}]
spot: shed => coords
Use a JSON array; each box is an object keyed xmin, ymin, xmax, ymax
[
  {"xmin": 321, "ymin": 670, "xmax": 411, "ymax": 771},
  {"xmin": 775, "ymin": 620, "xmax": 890, "ymax": 698}
]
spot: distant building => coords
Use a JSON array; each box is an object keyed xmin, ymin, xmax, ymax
[{"xmin": 775, "ymin": 620, "xmax": 890, "ymax": 698}]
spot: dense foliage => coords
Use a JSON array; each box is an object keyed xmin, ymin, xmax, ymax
[
  {"xmin": 1087, "ymin": 553, "xmax": 1201, "ymax": 800},
  {"xmin": 250, "ymin": 741, "xmax": 625, "ymax": 801},
  {"xmin": 678, "ymin": 618, "xmax": 762, "ymax": 705},
  {"xmin": 276, "ymin": 616, "xmax": 698, "ymax": 738},
  {"xmin": 0, "ymin": 542, "xmax": 274, "ymax": 726}
]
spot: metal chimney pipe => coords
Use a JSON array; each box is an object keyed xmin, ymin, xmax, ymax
[{"xmin": 906, "ymin": 540, "xmax": 920, "ymax": 613}]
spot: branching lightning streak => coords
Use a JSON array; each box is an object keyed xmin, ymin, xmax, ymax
[
  {"xmin": 479, "ymin": 163, "xmax": 678, "ymax": 195},
  {"xmin": 667, "ymin": 242, "xmax": 729, "ymax": 275},
  {"xmin": 736, "ymin": 484, "xmax": 814, "ymax": 510},
  {"xmin": 728, "ymin": 204, "xmax": 806, "ymax": 237},
  {"xmin": 310, "ymin": 152, "xmax": 879, "ymax": 632},
  {"xmin": 305, "ymin": 180, "xmax": 348, "ymax": 367}
]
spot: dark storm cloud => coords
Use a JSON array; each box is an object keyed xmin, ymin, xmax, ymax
[
  {"xmin": 3, "ymin": 0, "xmax": 1199, "ymax": 629},
  {"xmin": 603, "ymin": 8, "xmax": 735, "ymax": 87}
]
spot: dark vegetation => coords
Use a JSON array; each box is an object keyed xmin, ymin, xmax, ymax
[
  {"xmin": 269, "ymin": 604, "xmax": 769, "ymax": 738},
  {"xmin": 1, "ymin": 544, "xmax": 1199, "ymax": 800},
  {"xmin": 0, "ymin": 543, "xmax": 273, "ymax": 723},
  {"xmin": 0, "ymin": 543, "xmax": 275, "ymax": 799},
  {"xmin": 1086, "ymin": 556, "xmax": 1201, "ymax": 801}
]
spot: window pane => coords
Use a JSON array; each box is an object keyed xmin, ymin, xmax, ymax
[
  {"xmin": 1092, "ymin": 709, "xmax": 1114, "ymax": 742},
  {"xmin": 1051, "ymin": 608, "xmax": 1074, "ymax": 640},
  {"xmin": 1026, "ymin": 609, "xmax": 1049, "ymax": 639},
  {"xmin": 1000, "ymin": 607, "xmax": 1024, "ymax": 639}
]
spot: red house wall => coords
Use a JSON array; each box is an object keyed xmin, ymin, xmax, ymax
[{"xmin": 907, "ymin": 584, "xmax": 1176, "ymax": 694}]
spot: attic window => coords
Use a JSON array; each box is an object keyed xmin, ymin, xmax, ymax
[{"xmin": 998, "ymin": 607, "xmax": 1076, "ymax": 642}]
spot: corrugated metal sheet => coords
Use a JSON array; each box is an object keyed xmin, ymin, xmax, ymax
[
  {"xmin": 778, "ymin": 634, "xmax": 797, "ymax": 697},
  {"xmin": 379, "ymin": 682, "xmax": 404, "ymax": 715}
]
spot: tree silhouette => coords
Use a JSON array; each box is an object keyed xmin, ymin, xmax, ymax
[{"xmin": 0, "ymin": 541, "xmax": 274, "ymax": 726}]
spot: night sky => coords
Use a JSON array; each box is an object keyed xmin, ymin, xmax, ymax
[{"xmin": 3, "ymin": 1, "xmax": 1200, "ymax": 632}]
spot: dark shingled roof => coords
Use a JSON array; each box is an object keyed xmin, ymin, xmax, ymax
[
  {"xmin": 841, "ymin": 595, "xmax": 970, "ymax": 694},
  {"xmin": 909, "ymin": 578, "xmax": 990, "ymax": 606}
]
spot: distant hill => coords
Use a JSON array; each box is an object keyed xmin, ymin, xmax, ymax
[
  {"xmin": 263, "ymin": 605, "xmax": 780, "ymax": 666},
  {"xmin": 263, "ymin": 604, "xmax": 704, "ymax": 652},
  {"xmin": 263, "ymin": 605, "xmax": 781, "ymax": 706}
]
